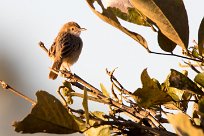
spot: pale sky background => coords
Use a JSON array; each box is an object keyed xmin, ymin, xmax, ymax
[{"xmin": 0, "ymin": 0, "xmax": 203, "ymax": 136}]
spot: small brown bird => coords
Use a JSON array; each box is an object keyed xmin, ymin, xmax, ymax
[{"xmin": 48, "ymin": 22, "xmax": 86, "ymax": 80}]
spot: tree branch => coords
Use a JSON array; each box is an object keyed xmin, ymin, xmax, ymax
[
  {"xmin": 39, "ymin": 41, "xmax": 165, "ymax": 129},
  {"xmin": 0, "ymin": 80, "xmax": 36, "ymax": 105}
]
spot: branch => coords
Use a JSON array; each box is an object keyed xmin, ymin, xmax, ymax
[
  {"xmin": 0, "ymin": 80, "xmax": 36, "ymax": 105},
  {"xmin": 183, "ymin": 61, "xmax": 201, "ymax": 73},
  {"xmin": 65, "ymin": 72, "xmax": 165, "ymax": 128},
  {"xmin": 39, "ymin": 41, "xmax": 165, "ymax": 129},
  {"xmin": 39, "ymin": 41, "xmax": 48, "ymax": 54},
  {"xmin": 70, "ymin": 92, "xmax": 108, "ymax": 104},
  {"xmin": 106, "ymin": 68, "xmax": 135, "ymax": 97},
  {"xmin": 106, "ymin": 68, "xmax": 165, "ymax": 129},
  {"xmin": 97, "ymin": 120, "xmax": 176, "ymax": 136},
  {"xmin": 149, "ymin": 50, "xmax": 203, "ymax": 62}
]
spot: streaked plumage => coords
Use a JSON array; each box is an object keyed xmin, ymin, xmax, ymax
[{"xmin": 48, "ymin": 22, "xmax": 85, "ymax": 80}]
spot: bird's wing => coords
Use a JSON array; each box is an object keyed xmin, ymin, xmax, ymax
[
  {"xmin": 58, "ymin": 33, "xmax": 82, "ymax": 59},
  {"xmin": 48, "ymin": 41, "xmax": 56, "ymax": 58}
]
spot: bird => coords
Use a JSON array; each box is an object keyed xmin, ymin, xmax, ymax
[{"xmin": 48, "ymin": 21, "xmax": 86, "ymax": 80}]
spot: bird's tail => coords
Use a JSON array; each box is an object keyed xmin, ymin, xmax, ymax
[{"xmin": 49, "ymin": 61, "xmax": 61, "ymax": 80}]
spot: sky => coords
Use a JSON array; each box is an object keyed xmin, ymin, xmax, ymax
[{"xmin": 0, "ymin": 0, "xmax": 203, "ymax": 135}]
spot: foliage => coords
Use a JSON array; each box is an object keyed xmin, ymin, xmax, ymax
[{"xmin": 1, "ymin": 0, "xmax": 204, "ymax": 136}]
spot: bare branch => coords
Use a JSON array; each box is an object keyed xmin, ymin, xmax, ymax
[
  {"xmin": 0, "ymin": 80, "xmax": 36, "ymax": 105},
  {"xmin": 39, "ymin": 41, "xmax": 48, "ymax": 54}
]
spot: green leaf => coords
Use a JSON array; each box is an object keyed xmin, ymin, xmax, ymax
[
  {"xmin": 130, "ymin": 0, "xmax": 189, "ymax": 50},
  {"xmin": 62, "ymin": 81, "xmax": 74, "ymax": 104},
  {"xmin": 198, "ymin": 98, "xmax": 204, "ymax": 117},
  {"xmin": 100, "ymin": 83, "xmax": 110, "ymax": 98},
  {"xmin": 165, "ymin": 87, "xmax": 183, "ymax": 101},
  {"xmin": 133, "ymin": 69, "xmax": 172, "ymax": 108},
  {"xmin": 108, "ymin": 7, "xmax": 150, "ymax": 26},
  {"xmin": 62, "ymin": 80, "xmax": 74, "ymax": 94},
  {"xmin": 198, "ymin": 17, "xmax": 204, "ymax": 55},
  {"xmin": 168, "ymin": 69, "xmax": 204, "ymax": 95},
  {"xmin": 86, "ymin": 0, "xmax": 148, "ymax": 50},
  {"xmin": 13, "ymin": 91, "xmax": 86, "ymax": 134},
  {"xmin": 164, "ymin": 90, "xmax": 191, "ymax": 112},
  {"xmin": 158, "ymin": 30, "xmax": 176, "ymax": 52},
  {"xmin": 194, "ymin": 72, "xmax": 204, "ymax": 88},
  {"xmin": 162, "ymin": 72, "xmax": 193, "ymax": 112},
  {"xmin": 82, "ymin": 88, "xmax": 89, "ymax": 125},
  {"xmin": 192, "ymin": 47, "xmax": 200, "ymax": 59},
  {"xmin": 167, "ymin": 113, "xmax": 204, "ymax": 136}
]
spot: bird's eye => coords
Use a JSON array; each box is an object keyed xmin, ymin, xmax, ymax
[{"xmin": 71, "ymin": 27, "xmax": 75, "ymax": 31}]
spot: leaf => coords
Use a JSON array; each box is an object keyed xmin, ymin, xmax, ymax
[
  {"xmin": 167, "ymin": 113, "xmax": 204, "ymax": 136},
  {"xmin": 84, "ymin": 111, "xmax": 111, "ymax": 136},
  {"xmin": 164, "ymin": 102, "xmax": 180, "ymax": 110},
  {"xmin": 62, "ymin": 81, "xmax": 74, "ymax": 104},
  {"xmin": 133, "ymin": 69, "xmax": 172, "ymax": 108},
  {"xmin": 82, "ymin": 88, "xmax": 89, "ymax": 125},
  {"xmin": 62, "ymin": 80, "xmax": 74, "ymax": 94},
  {"xmin": 89, "ymin": 111, "xmax": 108, "ymax": 126},
  {"xmin": 13, "ymin": 91, "xmax": 86, "ymax": 134},
  {"xmin": 162, "ymin": 72, "xmax": 193, "ymax": 112},
  {"xmin": 100, "ymin": 83, "xmax": 110, "ymax": 98},
  {"xmin": 103, "ymin": 0, "xmax": 150, "ymax": 26},
  {"xmin": 168, "ymin": 69, "xmax": 204, "ymax": 95},
  {"xmin": 130, "ymin": 0, "xmax": 189, "ymax": 50},
  {"xmin": 198, "ymin": 98, "xmax": 204, "ymax": 117},
  {"xmin": 84, "ymin": 125, "xmax": 110, "ymax": 136},
  {"xmin": 194, "ymin": 72, "xmax": 204, "ymax": 88},
  {"xmin": 90, "ymin": 111, "xmax": 107, "ymax": 121},
  {"xmin": 86, "ymin": 0, "xmax": 148, "ymax": 50},
  {"xmin": 165, "ymin": 87, "xmax": 184, "ymax": 101},
  {"xmin": 181, "ymin": 92, "xmax": 192, "ymax": 112},
  {"xmin": 192, "ymin": 47, "xmax": 200, "ymax": 59},
  {"xmin": 198, "ymin": 17, "xmax": 204, "ymax": 55},
  {"xmin": 108, "ymin": 7, "xmax": 150, "ymax": 26},
  {"xmin": 158, "ymin": 30, "xmax": 176, "ymax": 52}
]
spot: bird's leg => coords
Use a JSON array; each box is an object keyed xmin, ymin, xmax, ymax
[
  {"xmin": 60, "ymin": 65, "xmax": 73, "ymax": 80},
  {"xmin": 61, "ymin": 65, "xmax": 72, "ymax": 74}
]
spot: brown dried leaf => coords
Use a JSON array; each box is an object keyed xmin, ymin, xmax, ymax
[{"xmin": 13, "ymin": 91, "xmax": 86, "ymax": 134}]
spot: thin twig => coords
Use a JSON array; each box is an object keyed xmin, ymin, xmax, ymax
[
  {"xmin": 183, "ymin": 61, "xmax": 201, "ymax": 73},
  {"xmin": 62, "ymin": 71, "xmax": 103, "ymax": 96},
  {"xmin": 0, "ymin": 80, "xmax": 36, "ymax": 105},
  {"xmin": 71, "ymin": 81, "xmax": 143, "ymax": 117},
  {"xmin": 39, "ymin": 41, "xmax": 48, "ymax": 54},
  {"xmin": 70, "ymin": 92, "xmax": 108, "ymax": 104},
  {"xmin": 149, "ymin": 50, "xmax": 203, "ymax": 62},
  {"xmin": 71, "ymin": 79, "xmax": 164, "ymax": 128},
  {"xmin": 57, "ymin": 86, "xmax": 68, "ymax": 106},
  {"xmin": 106, "ymin": 68, "xmax": 165, "ymax": 128},
  {"xmin": 106, "ymin": 68, "xmax": 134, "ymax": 97},
  {"xmin": 111, "ymin": 84, "xmax": 119, "ymax": 101}
]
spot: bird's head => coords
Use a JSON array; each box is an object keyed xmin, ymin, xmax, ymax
[{"xmin": 60, "ymin": 22, "xmax": 86, "ymax": 36}]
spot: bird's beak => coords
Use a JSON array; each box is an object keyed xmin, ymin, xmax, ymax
[{"xmin": 80, "ymin": 28, "xmax": 87, "ymax": 31}]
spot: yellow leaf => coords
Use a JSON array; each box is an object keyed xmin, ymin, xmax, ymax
[{"xmin": 167, "ymin": 113, "xmax": 204, "ymax": 136}]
